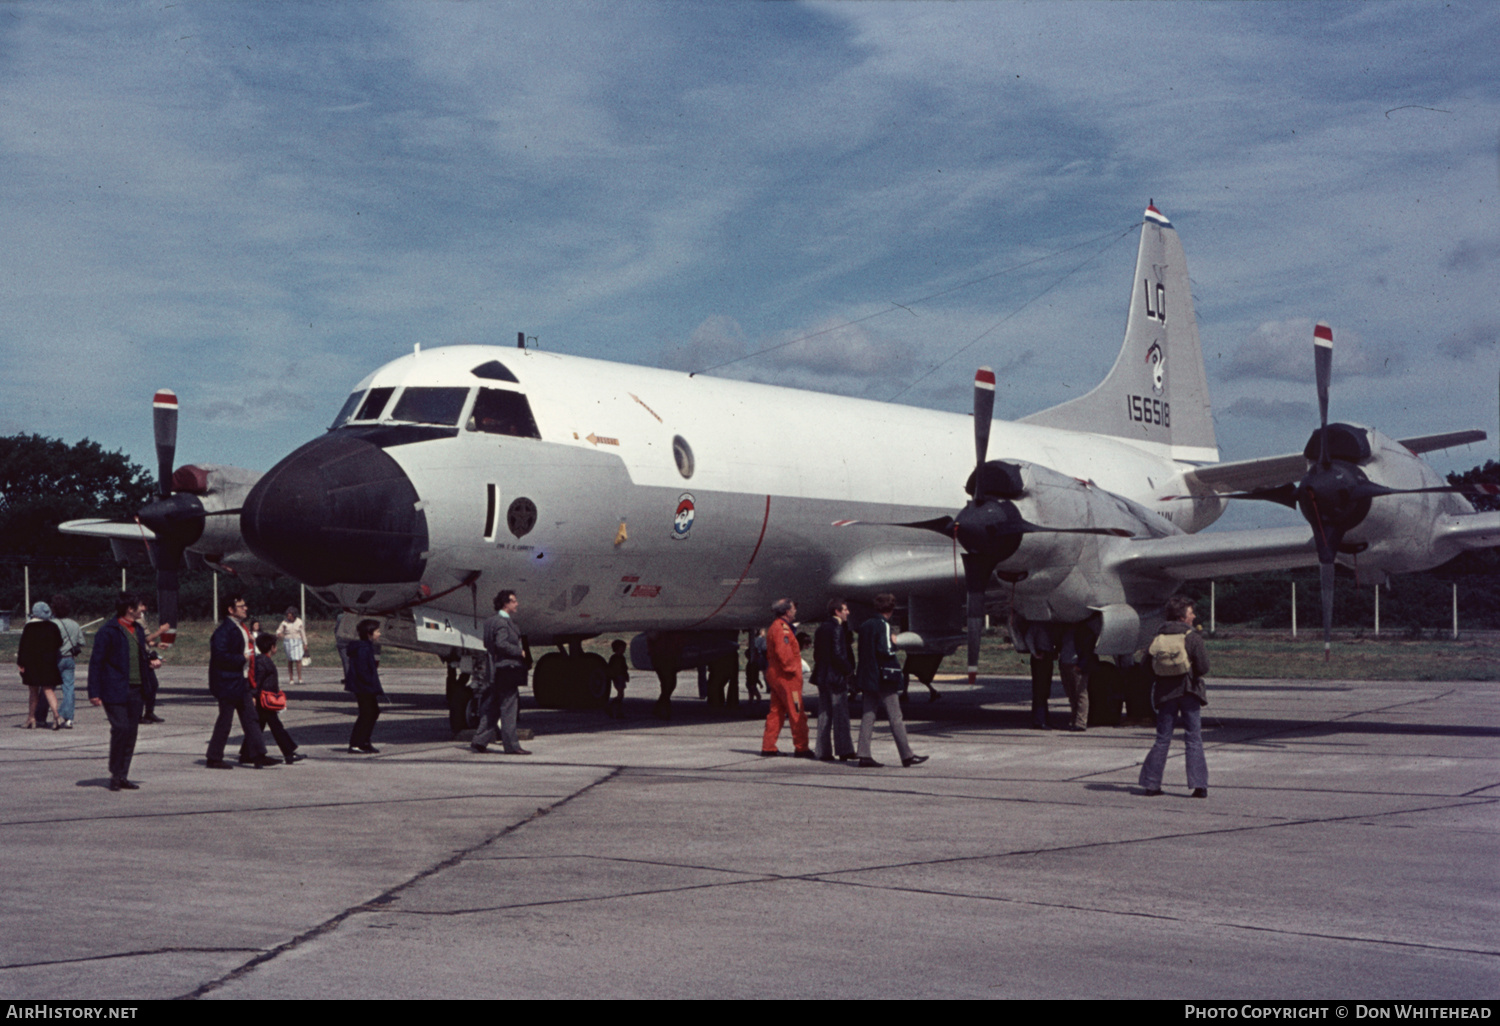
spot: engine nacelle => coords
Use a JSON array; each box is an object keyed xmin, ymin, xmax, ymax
[{"xmin": 1341, "ymin": 426, "xmax": 1476, "ymax": 579}]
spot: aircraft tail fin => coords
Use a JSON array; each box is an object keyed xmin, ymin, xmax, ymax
[{"xmin": 1020, "ymin": 203, "xmax": 1218, "ymax": 464}]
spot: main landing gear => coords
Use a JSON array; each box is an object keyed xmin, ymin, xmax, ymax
[{"xmin": 532, "ymin": 642, "xmax": 610, "ymax": 710}]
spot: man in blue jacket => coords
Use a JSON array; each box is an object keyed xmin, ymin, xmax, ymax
[
  {"xmin": 206, "ymin": 595, "xmax": 273, "ymax": 769},
  {"xmin": 811, "ymin": 598, "xmax": 856, "ymax": 762},
  {"xmin": 87, "ymin": 592, "xmax": 162, "ymax": 791}
]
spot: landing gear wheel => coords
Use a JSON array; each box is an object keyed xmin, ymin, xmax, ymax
[
  {"xmin": 578, "ymin": 653, "xmax": 610, "ymax": 708},
  {"xmin": 532, "ymin": 652, "xmax": 610, "ymax": 710}
]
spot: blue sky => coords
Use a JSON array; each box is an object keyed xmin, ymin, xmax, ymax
[{"xmin": 2, "ymin": 1, "xmax": 1496, "ymax": 528}]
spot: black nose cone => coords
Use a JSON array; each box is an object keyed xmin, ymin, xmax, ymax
[{"xmin": 242, "ymin": 432, "xmax": 428, "ymax": 586}]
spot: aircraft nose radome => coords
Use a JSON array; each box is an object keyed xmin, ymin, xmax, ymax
[{"xmin": 241, "ymin": 432, "xmax": 428, "ymax": 587}]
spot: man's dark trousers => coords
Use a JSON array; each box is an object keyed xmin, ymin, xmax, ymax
[
  {"xmin": 207, "ymin": 692, "xmax": 266, "ymax": 763},
  {"xmin": 103, "ymin": 693, "xmax": 143, "ymax": 781},
  {"xmin": 473, "ymin": 669, "xmax": 523, "ymax": 752}
]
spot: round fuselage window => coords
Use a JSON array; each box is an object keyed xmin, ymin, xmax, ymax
[{"xmin": 672, "ymin": 435, "xmax": 694, "ymax": 479}]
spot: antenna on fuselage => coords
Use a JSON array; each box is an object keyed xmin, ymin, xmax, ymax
[{"xmin": 517, "ymin": 331, "xmax": 525, "ymax": 350}]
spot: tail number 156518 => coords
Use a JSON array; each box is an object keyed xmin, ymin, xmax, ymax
[{"xmin": 1127, "ymin": 394, "xmax": 1169, "ymax": 427}]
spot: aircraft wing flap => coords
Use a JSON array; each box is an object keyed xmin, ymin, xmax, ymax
[
  {"xmin": 1108, "ymin": 526, "xmax": 1319, "ymax": 581},
  {"xmin": 1435, "ymin": 511, "xmax": 1500, "ymax": 550},
  {"xmin": 1184, "ymin": 453, "xmax": 1307, "ymax": 493},
  {"xmin": 1396, "ymin": 429, "xmax": 1487, "ymax": 455},
  {"xmin": 58, "ymin": 518, "xmax": 155, "ymax": 542}
]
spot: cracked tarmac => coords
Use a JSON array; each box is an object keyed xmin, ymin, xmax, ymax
[{"xmin": 2, "ymin": 667, "xmax": 1496, "ymax": 999}]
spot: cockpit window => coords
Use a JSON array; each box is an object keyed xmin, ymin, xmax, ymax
[
  {"xmin": 471, "ymin": 360, "xmax": 520, "ymax": 383},
  {"xmin": 353, "ymin": 387, "xmax": 395, "ymax": 422},
  {"xmin": 330, "ymin": 391, "xmax": 364, "ymax": 429},
  {"xmin": 467, "ymin": 388, "xmax": 541, "ymax": 439},
  {"xmin": 389, "ymin": 387, "xmax": 470, "ymax": 426}
]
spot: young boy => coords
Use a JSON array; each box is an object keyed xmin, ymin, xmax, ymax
[
  {"xmin": 240, "ymin": 633, "xmax": 304, "ymax": 765},
  {"xmin": 607, "ymin": 639, "xmax": 629, "ymax": 719}
]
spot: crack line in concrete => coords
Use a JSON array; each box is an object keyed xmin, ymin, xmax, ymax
[
  {"xmin": 389, "ymin": 875, "xmax": 779, "ymax": 916},
  {"xmin": 789, "ymin": 796, "xmax": 1497, "ymax": 880},
  {"xmin": 599, "ymin": 765, "xmax": 1498, "ymax": 811},
  {"xmin": 0, "ymin": 790, "xmax": 579, "ymax": 829},
  {"xmin": 174, "ymin": 766, "xmax": 622, "ymax": 999},
  {"xmin": 0, "ymin": 948, "xmax": 261, "ymax": 971},
  {"xmin": 1206, "ymin": 688, "xmax": 1464, "ymax": 750},
  {"xmin": 802, "ymin": 875, "xmax": 1500, "ymax": 959}
]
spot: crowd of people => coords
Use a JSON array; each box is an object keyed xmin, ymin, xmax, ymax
[
  {"xmin": 756, "ymin": 593, "xmax": 929, "ymax": 768},
  {"xmin": 20, "ymin": 588, "xmax": 1211, "ymax": 799}
]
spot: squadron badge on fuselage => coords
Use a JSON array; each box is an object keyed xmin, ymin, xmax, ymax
[{"xmin": 672, "ymin": 493, "xmax": 696, "ymax": 540}]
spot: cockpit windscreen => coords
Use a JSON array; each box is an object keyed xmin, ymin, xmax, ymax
[
  {"xmin": 330, "ymin": 391, "xmax": 363, "ymax": 429},
  {"xmin": 468, "ymin": 388, "xmax": 541, "ymax": 439},
  {"xmin": 389, "ymin": 387, "xmax": 470, "ymax": 426},
  {"xmin": 353, "ymin": 387, "xmax": 395, "ymax": 422}
]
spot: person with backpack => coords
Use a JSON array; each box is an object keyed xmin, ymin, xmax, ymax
[{"xmin": 1139, "ymin": 595, "xmax": 1211, "ymax": 798}]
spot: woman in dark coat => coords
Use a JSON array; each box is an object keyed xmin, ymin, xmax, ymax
[
  {"xmin": 18, "ymin": 602, "xmax": 64, "ymax": 730},
  {"xmin": 347, "ymin": 619, "xmax": 385, "ymax": 754}
]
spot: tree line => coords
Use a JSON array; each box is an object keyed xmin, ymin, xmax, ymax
[{"xmin": 0, "ymin": 434, "xmax": 307, "ymax": 622}]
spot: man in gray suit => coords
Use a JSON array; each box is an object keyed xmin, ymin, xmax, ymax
[
  {"xmin": 472, "ymin": 589, "xmax": 531, "ymax": 755},
  {"xmin": 854, "ymin": 593, "xmax": 927, "ymax": 769}
]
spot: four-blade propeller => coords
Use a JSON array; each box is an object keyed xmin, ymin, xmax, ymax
[
  {"xmin": 134, "ymin": 390, "xmax": 197, "ymax": 634},
  {"xmin": 1218, "ymin": 323, "xmax": 1476, "ymax": 660},
  {"xmin": 839, "ymin": 367, "xmax": 1129, "ymax": 683},
  {"xmin": 132, "ymin": 390, "xmax": 240, "ymax": 635}
]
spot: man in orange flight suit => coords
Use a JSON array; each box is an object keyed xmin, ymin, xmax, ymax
[{"xmin": 760, "ymin": 598, "xmax": 813, "ymax": 758}]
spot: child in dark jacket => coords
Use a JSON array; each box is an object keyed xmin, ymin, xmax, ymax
[
  {"xmin": 239, "ymin": 633, "xmax": 304, "ymax": 765},
  {"xmin": 607, "ymin": 639, "xmax": 629, "ymax": 718}
]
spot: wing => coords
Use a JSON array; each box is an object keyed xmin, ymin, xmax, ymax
[
  {"xmin": 1178, "ymin": 429, "xmax": 1488, "ymax": 495},
  {"xmin": 1436, "ymin": 510, "xmax": 1500, "ymax": 550},
  {"xmin": 1398, "ymin": 430, "xmax": 1488, "ymax": 456},
  {"xmin": 1107, "ymin": 526, "xmax": 1320, "ymax": 581},
  {"xmin": 58, "ymin": 519, "xmax": 156, "ymax": 541}
]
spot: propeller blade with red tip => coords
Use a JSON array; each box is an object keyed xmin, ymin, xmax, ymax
[
  {"xmin": 974, "ymin": 367, "xmax": 995, "ymax": 468},
  {"xmin": 142, "ymin": 388, "xmax": 194, "ymax": 632},
  {"xmin": 1314, "ymin": 321, "xmax": 1333, "ymax": 467},
  {"xmin": 1302, "ymin": 323, "xmax": 1342, "ymax": 661},
  {"xmin": 153, "ymin": 389, "xmax": 178, "ymax": 500}
]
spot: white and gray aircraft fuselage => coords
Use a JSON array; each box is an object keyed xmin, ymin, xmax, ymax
[{"xmin": 240, "ymin": 343, "xmax": 1219, "ymax": 655}]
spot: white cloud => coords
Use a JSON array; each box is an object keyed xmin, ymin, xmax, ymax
[{"xmin": 1222, "ymin": 318, "xmax": 1399, "ymax": 383}]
